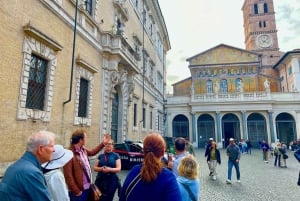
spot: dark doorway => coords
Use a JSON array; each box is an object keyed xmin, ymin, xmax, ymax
[
  {"xmin": 111, "ymin": 88, "xmax": 119, "ymax": 142},
  {"xmin": 247, "ymin": 113, "xmax": 267, "ymax": 148},
  {"xmin": 172, "ymin": 114, "xmax": 189, "ymax": 138},
  {"xmin": 222, "ymin": 113, "xmax": 240, "ymax": 147},
  {"xmin": 197, "ymin": 114, "xmax": 215, "ymax": 148},
  {"xmin": 276, "ymin": 113, "xmax": 296, "ymax": 148}
]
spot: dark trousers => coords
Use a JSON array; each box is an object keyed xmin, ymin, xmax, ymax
[
  {"xmin": 95, "ymin": 173, "xmax": 120, "ymax": 201},
  {"xmin": 274, "ymin": 155, "xmax": 281, "ymax": 166},
  {"xmin": 69, "ymin": 189, "xmax": 90, "ymax": 201}
]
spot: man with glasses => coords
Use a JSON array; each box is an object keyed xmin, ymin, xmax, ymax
[{"xmin": 0, "ymin": 130, "xmax": 55, "ymax": 201}]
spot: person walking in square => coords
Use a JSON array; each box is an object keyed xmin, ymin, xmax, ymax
[
  {"xmin": 206, "ymin": 141, "xmax": 221, "ymax": 180},
  {"xmin": 279, "ymin": 142, "xmax": 288, "ymax": 168},
  {"xmin": 226, "ymin": 138, "xmax": 241, "ymax": 184},
  {"xmin": 261, "ymin": 140, "xmax": 270, "ymax": 163},
  {"xmin": 274, "ymin": 142, "xmax": 281, "ymax": 167},
  {"xmin": 204, "ymin": 137, "xmax": 214, "ymax": 176}
]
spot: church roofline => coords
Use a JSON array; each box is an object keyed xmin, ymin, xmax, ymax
[
  {"xmin": 171, "ymin": 76, "xmax": 191, "ymax": 86},
  {"xmin": 186, "ymin": 43, "xmax": 261, "ymax": 62}
]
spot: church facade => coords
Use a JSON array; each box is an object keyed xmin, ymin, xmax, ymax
[{"xmin": 166, "ymin": 0, "xmax": 300, "ymax": 148}]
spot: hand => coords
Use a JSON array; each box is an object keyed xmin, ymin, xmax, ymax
[
  {"xmin": 102, "ymin": 133, "xmax": 111, "ymax": 144},
  {"xmin": 102, "ymin": 166, "xmax": 110, "ymax": 173}
]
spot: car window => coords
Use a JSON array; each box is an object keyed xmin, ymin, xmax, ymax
[
  {"xmin": 130, "ymin": 144, "xmax": 143, "ymax": 153},
  {"xmin": 114, "ymin": 143, "xmax": 128, "ymax": 151}
]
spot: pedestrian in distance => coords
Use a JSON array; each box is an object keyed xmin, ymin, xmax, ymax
[
  {"xmin": 168, "ymin": 137, "xmax": 189, "ymax": 177},
  {"xmin": 261, "ymin": 140, "xmax": 270, "ymax": 163},
  {"xmin": 246, "ymin": 140, "xmax": 252, "ymax": 154},
  {"xmin": 94, "ymin": 139, "xmax": 121, "ymax": 201},
  {"xmin": 0, "ymin": 131, "xmax": 55, "ymax": 201},
  {"xmin": 279, "ymin": 142, "xmax": 288, "ymax": 168},
  {"xmin": 119, "ymin": 133, "xmax": 182, "ymax": 201},
  {"xmin": 206, "ymin": 141, "xmax": 221, "ymax": 180},
  {"xmin": 204, "ymin": 137, "xmax": 214, "ymax": 176},
  {"xmin": 226, "ymin": 138, "xmax": 241, "ymax": 184},
  {"xmin": 42, "ymin": 144, "xmax": 73, "ymax": 201},
  {"xmin": 63, "ymin": 129, "xmax": 110, "ymax": 201},
  {"xmin": 177, "ymin": 155, "xmax": 200, "ymax": 201},
  {"xmin": 274, "ymin": 142, "xmax": 282, "ymax": 167}
]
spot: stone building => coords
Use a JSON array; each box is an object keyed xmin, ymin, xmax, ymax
[
  {"xmin": 166, "ymin": 0, "xmax": 300, "ymax": 148},
  {"xmin": 0, "ymin": 0, "xmax": 170, "ymax": 175}
]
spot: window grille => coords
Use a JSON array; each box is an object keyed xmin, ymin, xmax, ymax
[
  {"xmin": 85, "ymin": 0, "xmax": 93, "ymax": 15},
  {"xmin": 25, "ymin": 54, "xmax": 47, "ymax": 110},
  {"xmin": 78, "ymin": 78, "xmax": 89, "ymax": 117},
  {"xmin": 133, "ymin": 103, "xmax": 137, "ymax": 126}
]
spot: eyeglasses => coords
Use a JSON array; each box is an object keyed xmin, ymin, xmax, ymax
[{"xmin": 105, "ymin": 143, "xmax": 113, "ymax": 146}]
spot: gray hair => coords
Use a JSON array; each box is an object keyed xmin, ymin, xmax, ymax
[{"xmin": 26, "ymin": 131, "xmax": 55, "ymax": 152}]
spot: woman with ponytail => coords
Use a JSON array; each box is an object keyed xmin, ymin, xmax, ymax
[{"xmin": 119, "ymin": 133, "xmax": 182, "ymax": 201}]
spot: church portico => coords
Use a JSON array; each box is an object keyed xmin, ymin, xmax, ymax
[{"xmin": 167, "ymin": 93, "xmax": 300, "ymax": 148}]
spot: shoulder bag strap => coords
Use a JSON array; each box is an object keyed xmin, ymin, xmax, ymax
[
  {"xmin": 76, "ymin": 155, "xmax": 91, "ymax": 183},
  {"xmin": 181, "ymin": 182, "xmax": 197, "ymax": 201},
  {"xmin": 125, "ymin": 173, "xmax": 141, "ymax": 201}
]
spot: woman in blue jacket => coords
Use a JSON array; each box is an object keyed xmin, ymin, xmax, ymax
[{"xmin": 177, "ymin": 155, "xmax": 200, "ymax": 201}]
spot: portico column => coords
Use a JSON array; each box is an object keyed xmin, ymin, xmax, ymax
[
  {"xmin": 268, "ymin": 111, "xmax": 275, "ymax": 142},
  {"xmin": 242, "ymin": 110, "xmax": 248, "ymax": 139},
  {"xmin": 216, "ymin": 111, "xmax": 221, "ymax": 143},
  {"xmin": 295, "ymin": 111, "xmax": 300, "ymax": 140},
  {"xmin": 191, "ymin": 112, "xmax": 196, "ymax": 142}
]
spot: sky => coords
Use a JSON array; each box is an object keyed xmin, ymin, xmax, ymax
[{"xmin": 158, "ymin": 0, "xmax": 300, "ymax": 93}]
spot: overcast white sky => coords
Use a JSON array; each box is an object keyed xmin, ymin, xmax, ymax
[{"xmin": 158, "ymin": 0, "xmax": 300, "ymax": 93}]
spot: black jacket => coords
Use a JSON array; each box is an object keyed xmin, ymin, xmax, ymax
[{"xmin": 206, "ymin": 148, "xmax": 221, "ymax": 164}]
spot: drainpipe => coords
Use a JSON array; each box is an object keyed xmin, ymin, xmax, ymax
[
  {"xmin": 61, "ymin": 0, "xmax": 78, "ymax": 141},
  {"xmin": 141, "ymin": 0, "xmax": 145, "ymax": 140},
  {"xmin": 63, "ymin": 0, "xmax": 78, "ymax": 106}
]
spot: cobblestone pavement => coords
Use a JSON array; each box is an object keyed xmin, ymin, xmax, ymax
[{"xmin": 108, "ymin": 148, "xmax": 299, "ymax": 201}]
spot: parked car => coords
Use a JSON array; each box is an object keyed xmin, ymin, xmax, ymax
[{"xmin": 113, "ymin": 140, "xmax": 144, "ymax": 169}]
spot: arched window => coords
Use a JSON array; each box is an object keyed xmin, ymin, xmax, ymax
[
  {"xmin": 254, "ymin": 4, "xmax": 258, "ymax": 14},
  {"xmin": 264, "ymin": 3, "xmax": 268, "ymax": 13},
  {"xmin": 221, "ymin": 79, "xmax": 228, "ymax": 93},
  {"xmin": 206, "ymin": 80, "xmax": 213, "ymax": 93}
]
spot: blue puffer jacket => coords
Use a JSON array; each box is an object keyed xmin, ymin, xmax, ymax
[{"xmin": 0, "ymin": 152, "xmax": 52, "ymax": 201}]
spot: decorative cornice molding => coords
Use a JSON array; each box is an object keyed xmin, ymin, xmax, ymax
[{"xmin": 23, "ymin": 22, "xmax": 63, "ymax": 51}]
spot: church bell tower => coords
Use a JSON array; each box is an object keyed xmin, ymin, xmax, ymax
[{"xmin": 242, "ymin": 0, "xmax": 282, "ymax": 69}]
